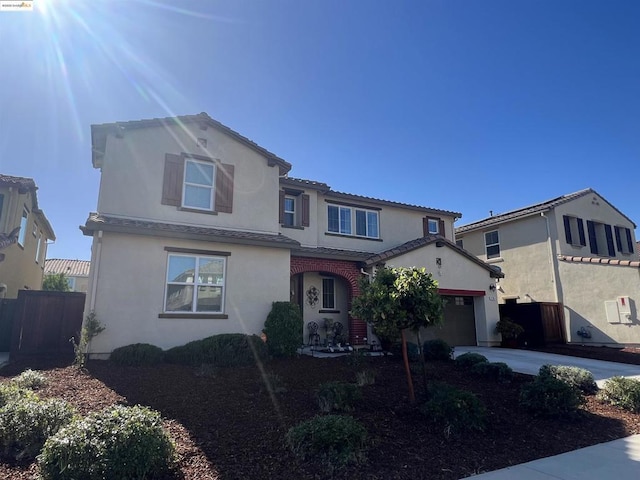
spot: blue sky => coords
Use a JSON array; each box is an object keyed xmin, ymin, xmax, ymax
[{"xmin": 1, "ymin": 0, "xmax": 639, "ymax": 260}]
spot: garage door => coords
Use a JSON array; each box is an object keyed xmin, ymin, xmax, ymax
[{"xmin": 423, "ymin": 296, "xmax": 477, "ymax": 346}]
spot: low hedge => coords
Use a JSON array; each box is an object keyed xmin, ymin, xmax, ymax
[
  {"xmin": 597, "ymin": 376, "xmax": 640, "ymax": 412},
  {"xmin": 539, "ymin": 365, "xmax": 597, "ymax": 394},
  {"xmin": 164, "ymin": 333, "xmax": 269, "ymax": 367},
  {"xmin": 110, "ymin": 343, "xmax": 164, "ymax": 366},
  {"xmin": 422, "ymin": 339, "xmax": 453, "ymax": 361},
  {"xmin": 421, "ymin": 382, "xmax": 486, "ymax": 434},
  {"xmin": 520, "ymin": 375, "xmax": 585, "ymax": 417},
  {"xmin": 454, "ymin": 352, "xmax": 488, "ymax": 369}
]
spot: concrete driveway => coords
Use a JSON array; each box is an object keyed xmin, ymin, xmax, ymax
[{"xmin": 454, "ymin": 346, "xmax": 640, "ymax": 387}]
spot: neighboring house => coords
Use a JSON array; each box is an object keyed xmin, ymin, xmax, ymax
[
  {"xmin": 0, "ymin": 174, "xmax": 55, "ymax": 298},
  {"xmin": 82, "ymin": 113, "xmax": 502, "ymax": 358},
  {"xmin": 456, "ymin": 189, "xmax": 640, "ymax": 345},
  {"xmin": 44, "ymin": 259, "xmax": 91, "ymax": 292}
]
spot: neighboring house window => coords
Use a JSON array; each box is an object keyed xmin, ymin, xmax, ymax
[
  {"xmin": 456, "ymin": 239, "xmax": 463, "ymax": 248},
  {"xmin": 66, "ymin": 277, "xmax": 76, "ymax": 291},
  {"xmin": 614, "ymin": 226, "xmax": 634, "ymax": 255},
  {"xmin": 18, "ymin": 207, "xmax": 28, "ymax": 247},
  {"xmin": 183, "ymin": 159, "xmax": 215, "ymax": 211},
  {"xmin": 485, "ymin": 230, "xmax": 500, "ymax": 259},
  {"xmin": 563, "ymin": 215, "xmax": 586, "ymax": 247},
  {"xmin": 322, "ymin": 278, "xmax": 335, "ymax": 309},
  {"xmin": 165, "ymin": 254, "xmax": 226, "ymax": 313},
  {"xmin": 284, "ymin": 196, "xmax": 296, "ymax": 226},
  {"xmin": 327, "ymin": 204, "xmax": 379, "ymax": 239},
  {"xmin": 35, "ymin": 231, "xmax": 41, "ymax": 263},
  {"xmin": 586, "ymin": 220, "xmax": 615, "ymax": 257}
]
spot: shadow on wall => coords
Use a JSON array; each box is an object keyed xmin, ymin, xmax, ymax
[{"xmin": 565, "ymin": 307, "xmax": 628, "ymax": 347}]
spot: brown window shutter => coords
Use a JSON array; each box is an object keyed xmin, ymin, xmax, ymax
[
  {"xmin": 161, "ymin": 154, "xmax": 184, "ymax": 206},
  {"xmin": 301, "ymin": 194, "xmax": 310, "ymax": 227},
  {"xmin": 279, "ymin": 190, "xmax": 285, "ymax": 224},
  {"xmin": 438, "ymin": 219, "xmax": 446, "ymax": 238},
  {"xmin": 215, "ymin": 162, "xmax": 234, "ymax": 213},
  {"xmin": 422, "ymin": 217, "xmax": 428, "ymax": 237}
]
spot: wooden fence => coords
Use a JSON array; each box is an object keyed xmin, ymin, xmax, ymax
[{"xmin": 499, "ymin": 302, "xmax": 566, "ymax": 347}]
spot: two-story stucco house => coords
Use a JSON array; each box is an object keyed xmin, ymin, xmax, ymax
[
  {"xmin": 82, "ymin": 113, "xmax": 502, "ymax": 357},
  {"xmin": 0, "ymin": 174, "xmax": 55, "ymax": 298},
  {"xmin": 456, "ymin": 189, "xmax": 640, "ymax": 345}
]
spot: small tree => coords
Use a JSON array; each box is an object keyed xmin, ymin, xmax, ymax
[
  {"xmin": 42, "ymin": 273, "xmax": 71, "ymax": 292},
  {"xmin": 351, "ymin": 267, "xmax": 444, "ymax": 403}
]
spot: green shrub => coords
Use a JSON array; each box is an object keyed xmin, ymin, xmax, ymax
[
  {"xmin": 539, "ymin": 365, "xmax": 598, "ymax": 394},
  {"xmin": 471, "ymin": 361, "xmax": 513, "ymax": 382},
  {"xmin": 422, "ymin": 339, "xmax": 453, "ymax": 361},
  {"xmin": 421, "ymin": 383, "xmax": 486, "ymax": 435},
  {"xmin": 11, "ymin": 369, "xmax": 47, "ymax": 390},
  {"xmin": 286, "ymin": 415, "xmax": 367, "ymax": 468},
  {"xmin": 110, "ymin": 343, "xmax": 164, "ymax": 366},
  {"xmin": 38, "ymin": 405, "xmax": 175, "ymax": 480},
  {"xmin": 355, "ymin": 370, "xmax": 376, "ymax": 387},
  {"xmin": 316, "ymin": 381, "xmax": 362, "ymax": 413},
  {"xmin": 164, "ymin": 333, "xmax": 269, "ymax": 367},
  {"xmin": 0, "ymin": 398, "xmax": 75, "ymax": 461},
  {"xmin": 0, "ymin": 383, "xmax": 37, "ymax": 408},
  {"xmin": 520, "ymin": 376, "xmax": 585, "ymax": 417},
  {"xmin": 597, "ymin": 376, "xmax": 640, "ymax": 412},
  {"xmin": 263, "ymin": 302, "xmax": 303, "ymax": 358},
  {"xmin": 454, "ymin": 352, "xmax": 488, "ymax": 369},
  {"xmin": 390, "ymin": 342, "xmax": 420, "ymax": 362}
]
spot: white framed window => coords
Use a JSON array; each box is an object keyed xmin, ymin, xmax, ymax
[
  {"xmin": 66, "ymin": 277, "xmax": 76, "ymax": 291},
  {"xmin": 182, "ymin": 159, "xmax": 215, "ymax": 211},
  {"xmin": 32, "ymin": 221, "xmax": 38, "ymax": 237},
  {"xmin": 614, "ymin": 226, "xmax": 634, "ymax": 255},
  {"xmin": 18, "ymin": 207, "xmax": 28, "ymax": 247},
  {"xmin": 322, "ymin": 278, "xmax": 335, "ymax": 309},
  {"xmin": 327, "ymin": 205, "xmax": 379, "ymax": 239},
  {"xmin": 485, "ymin": 230, "xmax": 500, "ymax": 259},
  {"xmin": 428, "ymin": 219, "xmax": 439, "ymax": 234},
  {"xmin": 284, "ymin": 196, "xmax": 296, "ymax": 226},
  {"xmin": 165, "ymin": 254, "xmax": 226, "ymax": 313},
  {"xmin": 35, "ymin": 231, "xmax": 42, "ymax": 263}
]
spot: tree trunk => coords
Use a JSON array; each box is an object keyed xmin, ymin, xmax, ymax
[
  {"xmin": 416, "ymin": 328, "xmax": 428, "ymax": 396},
  {"xmin": 401, "ymin": 329, "xmax": 416, "ymax": 404}
]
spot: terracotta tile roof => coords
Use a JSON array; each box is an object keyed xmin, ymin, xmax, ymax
[
  {"xmin": 0, "ymin": 173, "xmax": 55, "ymax": 239},
  {"xmin": 293, "ymin": 246, "xmax": 370, "ymax": 262},
  {"xmin": 91, "ymin": 113, "xmax": 291, "ymax": 175},
  {"xmin": 457, "ymin": 188, "xmax": 637, "ymax": 233},
  {"xmin": 364, "ymin": 235, "xmax": 504, "ymax": 278},
  {"xmin": 557, "ymin": 255, "xmax": 640, "ymax": 268},
  {"xmin": 45, "ymin": 259, "xmax": 91, "ymax": 277},
  {"xmin": 81, "ymin": 213, "xmax": 300, "ymax": 249},
  {"xmin": 280, "ymin": 177, "xmax": 330, "ymax": 192}
]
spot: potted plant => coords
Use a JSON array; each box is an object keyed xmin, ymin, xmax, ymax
[{"xmin": 495, "ymin": 317, "xmax": 524, "ymax": 348}]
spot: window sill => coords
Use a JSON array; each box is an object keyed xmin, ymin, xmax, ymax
[
  {"xmin": 178, "ymin": 207, "xmax": 218, "ymax": 215},
  {"xmin": 324, "ymin": 232, "xmax": 383, "ymax": 242},
  {"xmin": 159, "ymin": 313, "xmax": 228, "ymax": 319},
  {"xmin": 281, "ymin": 224, "xmax": 305, "ymax": 230},
  {"xmin": 486, "ymin": 257, "xmax": 504, "ymax": 264},
  {"xmin": 319, "ymin": 309, "xmax": 340, "ymax": 314}
]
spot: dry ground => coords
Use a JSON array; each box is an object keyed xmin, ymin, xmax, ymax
[{"xmin": 0, "ymin": 347, "xmax": 639, "ymax": 480}]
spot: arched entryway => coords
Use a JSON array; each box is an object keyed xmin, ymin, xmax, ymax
[{"xmin": 290, "ymin": 256, "xmax": 367, "ymax": 345}]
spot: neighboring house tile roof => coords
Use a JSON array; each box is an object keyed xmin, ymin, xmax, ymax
[
  {"xmin": 281, "ymin": 176, "xmax": 461, "ymax": 218},
  {"xmin": 293, "ymin": 246, "xmax": 371, "ymax": 262},
  {"xmin": 45, "ymin": 259, "xmax": 91, "ymax": 277},
  {"xmin": 91, "ymin": 113, "xmax": 292, "ymax": 175},
  {"xmin": 0, "ymin": 174, "xmax": 55, "ymax": 239},
  {"xmin": 558, "ymin": 255, "xmax": 640, "ymax": 268},
  {"xmin": 81, "ymin": 213, "xmax": 300, "ymax": 249},
  {"xmin": 364, "ymin": 235, "xmax": 504, "ymax": 278},
  {"xmin": 456, "ymin": 188, "xmax": 637, "ymax": 233}
]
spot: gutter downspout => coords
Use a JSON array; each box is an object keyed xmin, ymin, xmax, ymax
[{"xmin": 541, "ymin": 212, "xmax": 561, "ymax": 303}]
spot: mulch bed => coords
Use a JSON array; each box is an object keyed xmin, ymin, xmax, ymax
[{"xmin": 1, "ymin": 350, "xmax": 639, "ymax": 480}]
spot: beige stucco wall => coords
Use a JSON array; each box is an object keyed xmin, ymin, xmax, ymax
[
  {"xmin": 300, "ymin": 272, "xmax": 349, "ymax": 345},
  {"xmin": 281, "ymin": 187, "xmax": 457, "ymax": 253},
  {"xmin": 558, "ymin": 260, "xmax": 640, "ymax": 345},
  {"xmin": 70, "ymin": 276, "xmax": 89, "ymax": 293},
  {"xmin": 381, "ymin": 243, "xmax": 501, "ymax": 346},
  {"xmin": 97, "ymin": 125, "xmax": 282, "ymax": 234},
  {"xmin": 554, "ymin": 192, "xmax": 637, "ymax": 259},
  {"xmin": 85, "ymin": 231, "xmax": 290, "ymax": 355},
  {"xmin": 0, "ymin": 188, "xmax": 47, "ymax": 298}
]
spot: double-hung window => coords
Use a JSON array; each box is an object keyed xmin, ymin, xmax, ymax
[
  {"xmin": 183, "ymin": 159, "xmax": 215, "ymax": 211},
  {"xmin": 284, "ymin": 196, "xmax": 296, "ymax": 226},
  {"xmin": 165, "ymin": 254, "xmax": 226, "ymax": 313},
  {"xmin": 485, "ymin": 230, "xmax": 500, "ymax": 259},
  {"xmin": 327, "ymin": 204, "xmax": 379, "ymax": 239},
  {"xmin": 18, "ymin": 207, "xmax": 28, "ymax": 247},
  {"xmin": 563, "ymin": 215, "xmax": 586, "ymax": 247},
  {"xmin": 614, "ymin": 226, "xmax": 634, "ymax": 255},
  {"xmin": 587, "ymin": 221, "xmax": 615, "ymax": 257},
  {"xmin": 427, "ymin": 219, "xmax": 439, "ymax": 235}
]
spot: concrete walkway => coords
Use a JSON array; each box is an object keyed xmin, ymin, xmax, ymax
[
  {"xmin": 455, "ymin": 346, "xmax": 640, "ymax": 387},
  {"xmin": 455, "ymin": 347, "xmax": 640, "ymax": 479}
]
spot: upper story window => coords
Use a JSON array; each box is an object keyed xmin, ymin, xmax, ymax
[
  {"xmin": 18, "ymin": 207, "xmax": 28, "ymax": 247},
  {"xmin": 614, "ymin": 226, "xmax": 634, "ymax": 255},
  {"xmin": 485, "ymin": 230, "xmax": 500, "ymax": 259},
  {"xmin": 284, "ymin": 196, "xmax": 296, "ymax": 226},
  {"xmin": 35, "ymin": 230, "xmax": 42, "ymax": 263},
  {"xmin": 428, "ymin": 219, "xmax": 439, "ymax": 234},
  {"xmin": 183, "ymin": 159, "xmax": 215, "ymax": 211},
  {"xmin": 455, "ymin": 239, "xmax": 464, "ymax": 249},
  {"xmin": 423, "ymin": 216, "xmax": 445, "ymax": 238},
  {"xmin": 279, "ymin": 190, "xmax": 310, "ymax": 228},
  {"xmin": 586, "ymin": 220, "xmax": 615, "ymax": 257},
  {"xmin": 563, "ymin": 215, "xmax": 586, "ymax": 247},
  {"xmin": 327, "ymin": 204, "xmax": 379, "ymax": 239},
  {"xmin": 165, "ymin": 253, "xmax": 226, "ymax": 313}
]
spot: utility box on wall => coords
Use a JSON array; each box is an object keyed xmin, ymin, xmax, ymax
[
  {"xmin": 605, "ymin": 297, "xmax": 635, "ymax": 324},
  {"xmin": 617, "ymin": 296, "xmax": 633, "ymax": 324}
]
